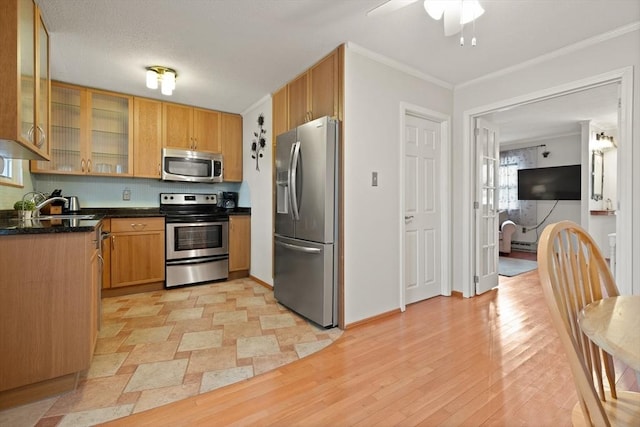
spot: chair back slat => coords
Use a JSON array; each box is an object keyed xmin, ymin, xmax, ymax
[{"xmin": 538, "ymin": 221, "xmax": 620, "ymax": 426}]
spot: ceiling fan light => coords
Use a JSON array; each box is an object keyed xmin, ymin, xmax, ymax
[
  {"xmin": 460, "ymin": 0, "xmax": 484, "ymax": 25},
  {"xmin": 423, "ymin": 0, "xmax": 447, "ymax": 20},
  {"xmin": 146, "ymin": 69, "xmax": 158, "ymax": 89}
]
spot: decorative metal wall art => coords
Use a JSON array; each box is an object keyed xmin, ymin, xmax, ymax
[{"xmin": 251, "ymin": 114, "xmax": 267, "ymax": 171}]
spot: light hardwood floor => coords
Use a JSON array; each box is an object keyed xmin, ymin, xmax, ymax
[{"xmin": 103, "ymin": 270, "xmax": 638, "ymax": 426}]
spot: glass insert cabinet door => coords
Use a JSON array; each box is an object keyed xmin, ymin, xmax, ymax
[
  {"xmin": 33, "ymin": 84, "xmax": 82, "ymax": 172},
  {"xmin": 32, "ymin": 83, "xmax": 132, "ymax": 175},
  {"xmin": 89, "ymin": 91, "xmax": 132, "ymax": 175}
]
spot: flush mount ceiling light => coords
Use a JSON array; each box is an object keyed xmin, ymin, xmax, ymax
[
  {"xmin": 145, "ymin": 66, "xmax": 177, "ymax": 96},
  {"xmin": 367, "ymin": 0, "xmax": 485, "ymax": 46}
]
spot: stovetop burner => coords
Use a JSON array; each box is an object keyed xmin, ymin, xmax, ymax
[{"xmin": 160, "ymin": 193, "xmax": 228, "ymax": 221}]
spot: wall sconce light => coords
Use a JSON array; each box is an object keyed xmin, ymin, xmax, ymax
[
  {"xmin": 591, "ymin": 131, "xmax": 616, "ymax": 151},
  {"xmin": 146, "ymin": 66, "xmax": 177, "ymax": 96}
]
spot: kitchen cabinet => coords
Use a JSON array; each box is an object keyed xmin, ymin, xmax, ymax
[
  {"xmin": 229, "ymin": 215, "xmax": 251, "ymax": 274},
  {"xmin": 221, "ymin": 113, "xmax": 243, "ymax": 182},
  {"xmin": 162, "ymin": 103, "xmax": 221, "ymax": 153},
  {"xmin": 90, "ymin": 235, "xmax": 100, "ymax": 350},
  {"xmin": 101, "ymin": 218, "xmax": 111, "ymax": 289},
  {"xmin": 0, "ymin": 231, "xmax": 96, "ymax": 408},
  {"xmin": 31, "ymin": 82, "xmax": 133, "ymax": 176},
  {"xmin": 109, "ymin": 217, "xmax": 165, "ymax": 288},
  {"xmin": 272, "ymin": 85, "xmax": 289, "ymax": 140},
  {"xmin": 288, "ymin": 72, "xmax": 309, "ymax": 129},
  {"xmin": 133, "ymin": 97, "xmax": 162, "ymax": 178},
  {"xmin": 274, "ymin": 47, "xmax": 343, "ymax": 132},
  {"xmin": 0, "ymin": 0, "xmax": 50, "ymax": 161}
]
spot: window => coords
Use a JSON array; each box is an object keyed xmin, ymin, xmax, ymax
[{"xmin": 0, "ymin": 156, "xmax": 24, "ymax": 188}]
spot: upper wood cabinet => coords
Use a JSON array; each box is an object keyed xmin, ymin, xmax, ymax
[
  {"xmin": 274, "ymin": 47, "xmax": 343, "ymax": 133},
  {"xmin": 272, "ymin": 85, "xmax": 288, "ymax": 140},
  {"xmin": 162, "ymin": 103, "xmax": 221, "ymax": 153},
  {"xmin": 0, "ymin": 0, "xmax": 50, "ymax": 161},
  {"xmin": 31, "ymin": 83, "xmax": 133, "ymax": 176},
  {"xmin": 133, "ymin": 97, "xmax": 162, "ymax": 178},
  {"xmin": 288, "ymin": 72, "xmax": 309, "ymax": 129},
  {"xmin": 221, "ymin": 113, "xmax": 243, "ymax": 182}
]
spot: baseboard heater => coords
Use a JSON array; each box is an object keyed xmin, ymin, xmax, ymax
[{"xmin": 511, "ymin": 241, "xmax": 537, "ymax": 252}]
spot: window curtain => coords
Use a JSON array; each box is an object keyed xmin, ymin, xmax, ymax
[{"xmin": 499, "ymin": 148, "xmax": 537, "ymax": 225}]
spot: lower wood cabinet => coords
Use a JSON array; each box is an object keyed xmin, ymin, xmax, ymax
[
  {"xmin": 0, "ymin": 231, "xmax": 97, "ymax": 408},
  {"xmin": 229, "ymin": 215, "xmax": 251, "ymax": 273},
  {"xmin": 109, "ymin": 217, "xmax": 165, "ymax": 288}
]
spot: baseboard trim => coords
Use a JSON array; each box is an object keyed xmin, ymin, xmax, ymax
[
  {"xmin": 0, "ymin": 372, "xmax": 79, "ymax": 411},
  {"xmin": 345, "ymin": 308, "xmax": 402, "ymax": 330},
  {"xmin": 101, "ymin": 281, "xmax": 164, "ymax": 298},
  {"xmin": 250, "ymin": 275, "xmax": 273, "ymax": 290}
]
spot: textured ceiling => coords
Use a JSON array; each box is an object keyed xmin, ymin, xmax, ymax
[{"xmin": 36, "ymin": 0, "xmax": 639, "ymax": 115}]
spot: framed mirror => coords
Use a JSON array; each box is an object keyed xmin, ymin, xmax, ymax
[{"xmin": 591, "ymin": 151, "xmax": 603, "ymax": 201}]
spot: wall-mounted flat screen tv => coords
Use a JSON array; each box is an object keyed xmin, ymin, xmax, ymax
[{"xmin": 517, "ymin": 165, "xmax": 581, "ymax": 200}]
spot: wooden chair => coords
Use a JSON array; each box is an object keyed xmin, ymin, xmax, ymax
[{"xmin": 537, "ymin": 221, "xmax": 640, "ymax": 426}]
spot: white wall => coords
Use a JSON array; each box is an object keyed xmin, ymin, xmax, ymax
[
  {"xmin": 453, "ymin": 28, "xmax": 640, "ymax": 295},
  {"xmin": 0, "ymin": 160, "xmax": 35, "ymax": 209},
  {"xmin": 343, "ymin": 46, "xmax": 453, "ymax": 324},
  {"xmin": 241, "ymin": 97, "xmax": 273, "ymax": 286}
]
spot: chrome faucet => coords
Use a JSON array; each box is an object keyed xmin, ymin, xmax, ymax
[
  {"xmin": 34, "ymin": 197, "xmax": 68, "ymax": 217},
  {"xmin": 21, "ymin": 192, "xmax": 69, "ymax": 218}
]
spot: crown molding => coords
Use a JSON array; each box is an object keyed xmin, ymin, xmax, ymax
[
  {"xmin": 346, "ymin": 42, "xmax": 454, "ymax": 90},
  {"xmin": 456, "ymin": 22, "xmax": 640, "ymax": 90},
  {"xmin": 241, "ymin": 94, "xmax": 272, "ymax": 117}
]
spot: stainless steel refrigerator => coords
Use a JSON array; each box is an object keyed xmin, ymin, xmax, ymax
[{"xmin": 274, "ymin": 116, "xmax": 338, "ymax": 327}]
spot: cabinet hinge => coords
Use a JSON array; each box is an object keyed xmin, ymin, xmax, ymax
[
  {"xmin": 474, "ymin": 201, "xmax": 479, "ymax": 209},
  {"xmin": 474, "ymin": 128, "xmax": 480, "ymax": 137},
  {"xmin": 473, "ymin": 275, "xmax": 479, "ymax": 284}
]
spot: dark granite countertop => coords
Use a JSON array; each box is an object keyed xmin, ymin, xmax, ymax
[
  {"xmin": 0, "ymin": 216, "xmax": 103, "ymax": 235},
  {"xmin": 0, "ymin": 207, "xmax": 250, "ymax": 236}
]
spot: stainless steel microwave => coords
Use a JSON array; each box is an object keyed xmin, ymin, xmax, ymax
[{"xmin": 161, "ymin": 148, "xmax": 223, "ymax": 183}]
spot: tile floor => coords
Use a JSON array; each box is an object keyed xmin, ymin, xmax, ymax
[{"xmin": 0, "ymin": 278, "xmax": 342, "ymax": 427}]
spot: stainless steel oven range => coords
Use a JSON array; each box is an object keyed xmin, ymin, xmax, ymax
[{"xmin": 160, "ymin": 193, "xmax": 229, "ymax": 288}]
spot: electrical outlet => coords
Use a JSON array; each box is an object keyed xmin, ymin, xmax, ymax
[
  {"xmin": 522, "ymin": 227, "xmax": 527, "ymax": 233},
  {"xmin": 123, "ymin": 188, "xmax": 131, "ymax": 201}
]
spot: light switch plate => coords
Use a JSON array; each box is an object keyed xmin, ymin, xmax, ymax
[{"xmin": 372, "ymin": 171, "xmax": 378, "ymax": 187}]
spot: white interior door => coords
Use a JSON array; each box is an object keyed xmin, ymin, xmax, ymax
[
  {"xmin": 475, "ymin": 118, "xmax": 500, "ymax": 295},
  {"xmin": 404, "ymin": 113, "xmax": 441, "ymax": 304}
]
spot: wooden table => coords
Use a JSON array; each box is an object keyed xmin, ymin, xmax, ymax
[{"xmin": 578, "ymin": 295, "xmax": 640, "ymax": 372}]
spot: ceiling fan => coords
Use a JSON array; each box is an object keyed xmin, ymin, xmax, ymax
[{"xmin": 367, "ymin": 0, "xmax": 485, "ymax": 38}]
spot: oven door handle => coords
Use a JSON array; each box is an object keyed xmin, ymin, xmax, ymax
[{"xmin": 167, "ymin": 256, "xmax": 228, "ymax": 266}]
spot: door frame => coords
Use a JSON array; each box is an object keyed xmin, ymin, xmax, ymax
[
  {"xmin": 399, "ymin": 102, "xmax": 452, "ymax": 311},
  {"xmin": 460, "ymin": 66, "xmax": 634, "ymax": 297}
]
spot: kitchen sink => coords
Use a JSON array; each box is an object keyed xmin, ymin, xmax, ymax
[{"xmin": 37, "ymin": 214, "xmax": 97, "ymax": 220}]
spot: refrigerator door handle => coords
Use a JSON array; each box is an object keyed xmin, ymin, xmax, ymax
[
  {"xmin": 290, "ymin": 141, "xmax": 301, "ymax": 220},
  {"xmin": 275, "ymin": 240, "xmax": 321, "ymax": 254}
]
